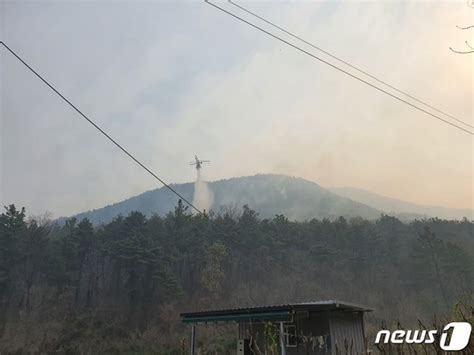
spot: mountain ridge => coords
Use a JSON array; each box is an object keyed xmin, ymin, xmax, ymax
[
  {"xmin": 330, "ymin": 186, "xmax": 473, "ymax": 220},
  {"xmin": 65, "ymin": 174, "xmax": 473, "ymax": 224},
  {"xmin": 67, "ymin": 174, "xmax": 381, "ymax": 224}
]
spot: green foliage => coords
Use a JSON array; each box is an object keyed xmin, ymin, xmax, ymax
[
  {"xmin": 0, "ymin": 203, "xmax": 472, "ymax": 353},
  {"xmin": 263, "ymin": 322, "xmax": 279, "ymax": 354},
  {"xmin": 200, "ymin": 241, "xmax": 228, "ymax": 299},
  {"xmin": 0, "ymin": 205, "xmax": 26, "ymax": 289}
]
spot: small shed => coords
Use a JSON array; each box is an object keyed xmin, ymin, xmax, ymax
[{"xmin": 181, "ymin": 300, "xmax": 372, "ymax": 355}]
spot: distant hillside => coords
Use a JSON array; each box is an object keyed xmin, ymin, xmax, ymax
[
  {"xmin": 330, "ymin": 186, "xmax": 473, "ymax": 220},
  {"xmin": 68, "ymin": 174, "xmax": 382, "ymax": 224}
]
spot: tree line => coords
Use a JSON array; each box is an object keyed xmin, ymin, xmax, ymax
[{"xmin": 0, "ymin": 202, "xmax": 472, "ymax": 353}]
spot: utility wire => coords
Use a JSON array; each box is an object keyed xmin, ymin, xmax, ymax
[
  {"xmin": 205, "ymin": 1, "xmax": 473, "ymax": 136},
  {"xmin": 0, "ymin": 42, "xmax": 304, "ymax": 274},
  {"xmin": 0, "ymin": 41, "xmax": 203, "ymax": 214},
  {"xmin": 229, "ymin": 0, "xmax": 474, "ymax": 130},
  {"xmin": 0, "ymin": 41, "xmax": 290, "ymax": 266},
  {"xmin": 0, "ymin": 42, "xmax": 290, "ymax": 271}
]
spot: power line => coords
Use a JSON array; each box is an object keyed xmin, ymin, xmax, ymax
[
  {"xmin": 229, "ymin": 0, "xmax": 474, "ymax": 130},
  {"xmin": 0, "ymin": 41, "xmax": 203, "ymax": 214},
  {"xmin": 205, "ymin": 1, "xmax": 474, "ymax": 136},
  {"xmin": 0, "ymin": 41, "xmax": 294, "ymax": 267},
  {"xmin": 0, "ymin": 41, "xmax": 297, "ymax": 270},
  {"xmin": 1, "ymin": 42, "xmax": 305, "ymax": 273}
]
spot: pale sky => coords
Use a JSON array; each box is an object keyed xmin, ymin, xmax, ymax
[{"xmin": 1, "ymin": 0, "xmax": 473, "ymax": 217}]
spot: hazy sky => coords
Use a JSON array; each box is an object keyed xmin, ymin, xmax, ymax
[{"xmin": 1, "ymin": 0, "xmax": 473, "ymax": 217}]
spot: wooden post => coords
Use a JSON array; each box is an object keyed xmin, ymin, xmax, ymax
[
  {"xmin": 190, "ymin": 325, "xmax": 196, "ymax": 355},
  {"xmin": 279, "ymin": 322, "xmax": 286, "ymax": 355}
]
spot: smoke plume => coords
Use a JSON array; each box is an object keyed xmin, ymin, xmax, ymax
[{"xmin": 192, "ymin": 169, "xmax": 214, "ymax": 212}]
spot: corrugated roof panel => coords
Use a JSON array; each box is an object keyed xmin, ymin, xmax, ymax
[
  {"xmin": 182, "ymin": 311, "xmax": 292, "ymax": 324},
  {"xmin": 180, "ymin": 300, "xmax": 372, "ymax": 324}
]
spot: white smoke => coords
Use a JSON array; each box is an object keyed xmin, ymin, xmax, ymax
[{"xmin": 192, "ymin": 169, "xmax": 214, "ymax": 212}]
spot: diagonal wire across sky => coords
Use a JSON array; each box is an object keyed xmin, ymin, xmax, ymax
[
  {"xmin": 205, "ymin": 0, "xmax": 473, "ymax": 136},
  {"xmin": 0, "ymin": 40, "xmax": 203, "ymax": 214},
  {"xmin": 228, "ymin": 0, "xmax": 474, "ymax": 131},
  {"xmin": 1, "ymin": 1, "xmax": 472, "ymax": 216}
]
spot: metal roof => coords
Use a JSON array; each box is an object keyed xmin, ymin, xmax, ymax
[{"xmin": 180, "ymin": 300, "xmax": 372, "ymax": 324}]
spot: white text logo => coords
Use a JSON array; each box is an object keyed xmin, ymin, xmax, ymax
[{"xmin": 375, "ymin": 322, "xmax": 472, "ymax": 351}]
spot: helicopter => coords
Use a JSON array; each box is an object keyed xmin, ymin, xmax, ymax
[{"xmin": 189, "ymin": 155, "xmax": 210, "ymax": 171}]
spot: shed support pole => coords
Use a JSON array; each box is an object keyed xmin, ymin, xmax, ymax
[
  {"xmin": 279, "ymin": 322, "xmax": 286, "ymax": 355},
  {"xmin": 190, "ymin": 325, "xmax": 195, "ymax": 355}
]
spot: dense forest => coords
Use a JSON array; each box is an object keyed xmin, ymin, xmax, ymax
[
  {"xmin": 0, "ymin": 202, "xmax": 473, "ymax": 353},
  {"xmin": 68, "ymin": 175, "xmax": 384, "ymax": 225},
  {"xmin": 69, "ymin": 175, "xmax": 473, "ymax": 226}
]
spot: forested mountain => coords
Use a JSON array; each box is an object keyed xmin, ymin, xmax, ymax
[
  {"xmin": 1, "ymin": 203, "xmax": 473, "ymax": 353},
  {"xmin": 68, "ymin": 175, "xmax": 383, "ymax": 225},
  {"xmin": 66, "ymin": 175, "xmax": 473, "ymax": 226},
  {"xmin": 330, "ymin": 186, "xmax": 474, "ymax": 220}
]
